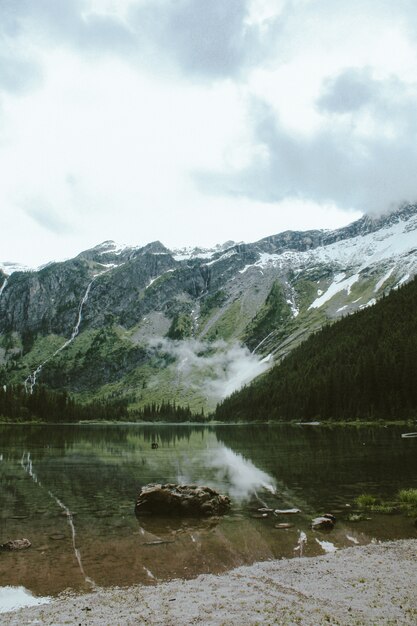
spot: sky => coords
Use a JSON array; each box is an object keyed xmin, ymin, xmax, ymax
[{"xmin": 1, "ymin": 0, "xmax": 417, "ymax": 267}]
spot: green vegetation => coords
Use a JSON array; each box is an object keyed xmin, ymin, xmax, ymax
[
  {"xmin": 130, "ymin": 400, "xmax": 206, "ymax": 422},
  {"xmin": 368, "ymin": 503, "xmax": 397, "ymax": 514},
  {"xmin": 216, "ymin": 276, "xmax": 417, "ymax": 422},
  {"xmin": 2, "ymin": 334, "xmax": 67, "ymax": 384},
  {"xmin": 398, "ymin": 488, "xmax": 417, "ymax": 506},
  {"xmin": 346, "ymin": 513, "xmax": 369, "ymax": 522},
  {"xmin": 205, "ymin": 299, "xmax": 243, "ymax": 341},
  {"xmin": 354, "ymin": 494, "xmax": 396, "ymax": 514},
  {"xmin": 167, "ymin": 313, "xmax": 193, "ymax": 340},
  {"xmin": 0, "ymin": 384, "xmax": 128, "ymax": 422},
  {"xmin": 0, "ymin": 385, "xmax": 206, "ymax": 423},
  {"xmin": 243, "ymin": 281, "xmax": 292, "ymax": 351},
  {"xmin": 355, "ymin": 494, "xmax": 378, "ymax": 508},
  {"xmin": 39, "ymin": 326, "xmax": 149, "ymax": 392},
  {"xmin": 352, "ymin": 488, "xmax": 417, "ymax": 516},
  {"xmin": 200, "ymin": 290, "xmax": 227, "ymax": 319}
]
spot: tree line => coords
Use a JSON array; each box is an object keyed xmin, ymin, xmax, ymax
[
  {"xmin": 0, "ymin": 384, "xmax": 129, "ymax": 422},
  {"xmin": 0, "ymin": 384, "xmax": 206, "ymax": 423},
  {"xmin": 130, "ymin": 400, "xmax": 206, "ymax": 422}
]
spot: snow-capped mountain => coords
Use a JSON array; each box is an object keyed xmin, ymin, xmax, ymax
[{"xmin": 1, "ymin": 204, "xmax": 416, "ymax": 410}]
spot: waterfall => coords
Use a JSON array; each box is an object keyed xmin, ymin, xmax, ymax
[
  {"xmin": 0, "ymin": 277, "xmax": 7, "ymax": 299},
  {"xmin": 252, "ymin": 330, "xmax": 276, "ymax": 355},
  {"xmin": 25, "ymin": 273, "xmax": 103, "ymax": 393}
]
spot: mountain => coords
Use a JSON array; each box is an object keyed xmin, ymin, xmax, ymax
[
  {"xmin": 1, "ymin": 204, "xmax": 416, "ymax": 412},
  {"xmin": 215, "ymin": 274, "xmax": 417, "ymax": 422}
]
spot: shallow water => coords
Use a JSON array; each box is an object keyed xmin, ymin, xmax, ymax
[{"xmin": 0, "ymin": 423, "xmax": 416, "ymax": 605}]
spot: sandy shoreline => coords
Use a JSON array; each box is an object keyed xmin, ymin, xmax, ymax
[{"xmin": 3, "ymin": 539, "xmax": 417, "ymax": 625}]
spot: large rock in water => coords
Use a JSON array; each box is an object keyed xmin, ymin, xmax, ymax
[{"xmin": 135, "ymin": 483, "xmax": 231, "ymax": 517}]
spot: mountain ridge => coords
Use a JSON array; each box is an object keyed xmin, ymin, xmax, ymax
[{"xmin": 1, "ymin": 203, "xmax": 416, "ymax": 412}]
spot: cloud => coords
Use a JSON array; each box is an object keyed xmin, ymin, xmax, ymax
[
  {"xmin": 197, "ymin": 70, "xmax": 417, "ymax": 215},
  {"xmin": 0, "ymin": 0, "xmax": 280, "ymax": 86},
  {"xmin": 21, "ymin": 198, "xmax": 75, "ymax": 235},
  {"xmin": 148, "ymin": 337, "xmax": 271, "ymax": 404},
  {"xmin": 128, "ymin": 0, "xmax": 267, "ymax": 79},
  {"xmin": 2, "ymin": 0, "xmax": 417, "ymax": 265},
  {"xmin": 0, "ymin": 1, "xmax": 43, "ymax": 95},
  {"xmin": 317, "ymin": 68, "xmax": 377, "ymax": 114},
  {"xmin": 0, "ymin": 52, "xmax": 42, "ymax": 94},
  {"xmin": 1, "ymin": 0, "xmax": 134, "ymax": 55},
  {"xmin": 0, "ymin": 0, "xmax": 134, "ymax": 99}
]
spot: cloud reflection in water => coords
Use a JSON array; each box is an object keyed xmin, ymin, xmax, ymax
[{"xmin": 205, "ymin": 446, "xmax": 276, "ymax": 500}]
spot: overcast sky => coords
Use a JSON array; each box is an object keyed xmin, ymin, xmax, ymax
[{"xmin": 1, "ymin": 0, "xmax": 417, "ymax": 267}]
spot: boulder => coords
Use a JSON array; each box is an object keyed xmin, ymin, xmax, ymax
[
  {"xmin": 0, "ymin": 538, "xmax": 31, "ymax": 551},
  {"xmin": 135, "ymin": 483, "xmax": 231, "ymax": 517}
]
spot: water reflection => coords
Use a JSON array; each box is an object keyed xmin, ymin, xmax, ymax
[
  {"xmin": 20, "ymin": 451, "xmax": 96, "ymax": 590},
  {"xmin": 0, "ymin": 586, "xmax": 50, "ymax": 613},
  {"xmin": 205, "ymin": 446, "xmax": 276, "ymax": 500},
  {"xmin": 0, "ymin": 423, "xmax": 416, "ymax": 603}
]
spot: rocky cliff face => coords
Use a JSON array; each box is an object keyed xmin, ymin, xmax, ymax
[{"xmin": 1, "ymin": 204, "xmax": 416, "ymax": 411}]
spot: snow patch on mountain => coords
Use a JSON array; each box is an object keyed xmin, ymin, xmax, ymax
[
  {"xmin": 0, "ymin": 261, "xmax": 32, "ymax": 275},
  {"xmin": 146, "ymin": 269, "xmax": 175, "ymax": 289},
  {"xmin": 171, "ymin": 241, "xmax": 238, "ymax": 262},
  {"xmin": 205, "ymin": 249, "xmax": 237, "ymax": 267},
  {"xmin": 249, "ymin": 209, "xmax": 417, "ymax": 281},
  {"xmin": 374, "ymin": 267, "xmax": 394, "ymax": 292},
  {"xmin": 171, "ymin": 248, "xmax": 216, "ymax": 262},
  {"xmin": 309, "ymin": 273, "xmax": 360, "ymax": 309}
]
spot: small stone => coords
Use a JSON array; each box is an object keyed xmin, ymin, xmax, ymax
[
  {"xmin": 0, "ymin": 538, "xmax": 31, "ymax": 550},
  {"xmin": 274, "ymin": 523, "xmax": 294, "ymax": 529},
  {"xmin": 49, "ymin": 533, "xmax": 66, "ymax": 540}
]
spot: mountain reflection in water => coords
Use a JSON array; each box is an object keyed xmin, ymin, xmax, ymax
[{"xmin": 0, "ymin": 423, "xmax": 416, "ymax": 603}]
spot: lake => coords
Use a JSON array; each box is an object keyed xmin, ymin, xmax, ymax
[{"xmin": 1, "ymin": 423, "xmax": 416, "ymax": 610}]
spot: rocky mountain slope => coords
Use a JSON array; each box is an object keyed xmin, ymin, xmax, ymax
[{"xmin": 1, "ymin": 204, "xmax": 416, "ymax": 412}]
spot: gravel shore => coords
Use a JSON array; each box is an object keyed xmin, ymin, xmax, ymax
[{"xmin": 3, "ymin": 539, "xmax": 417, "ymax": 625}]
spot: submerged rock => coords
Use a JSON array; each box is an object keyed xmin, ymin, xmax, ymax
[
  {"xmin": 274, "ymin": 523, "xmax": 294, "ymax": 529},
  {"xmin": 135, "ymin": 483, "xmax": 231, "ymax": 517},
  {"xmin": 311, "ymin": 513, "xmax": 336, "ymax": 531},
  {"xmin": 274, "ymin": 508, "xmax": 301, "ymax": 515},
  {"xmin": 0, "ymin": 538, "xmax": 31, "ymax": 551}
]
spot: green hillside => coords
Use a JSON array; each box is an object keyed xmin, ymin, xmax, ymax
[{"xmin": 215, "ymin": 277, "xmax": 417, "ymax": 422}]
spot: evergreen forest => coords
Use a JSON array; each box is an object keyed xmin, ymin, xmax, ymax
[
  {"xmin": 215, "ymin": 276, "xmax": 417, "ymax": 422},
  {"xmin": 0, "ymin": 384, "xmax": 129, "ymax": 422},
  {"xmin": 0, "ymin": 384, "xmax": 205, "ymax": 423}
]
